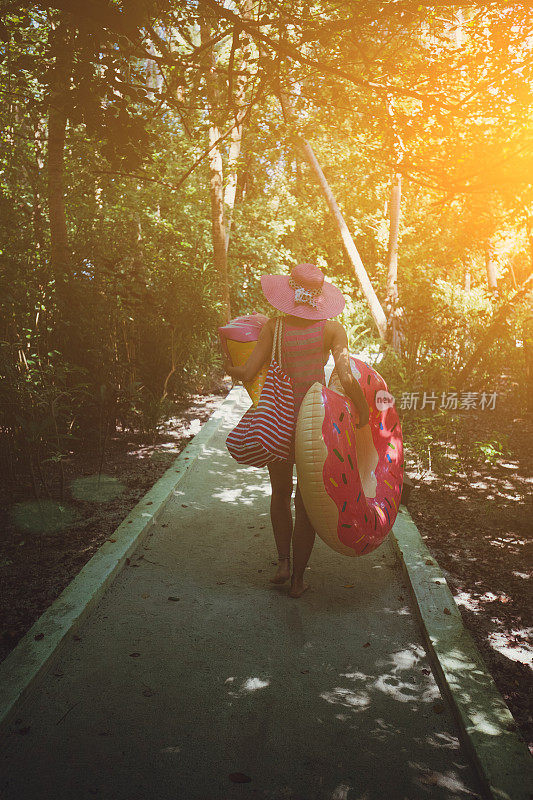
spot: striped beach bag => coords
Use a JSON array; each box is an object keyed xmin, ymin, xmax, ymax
[{"xmin": 226, "ymin": 318, "xmax": 294, "ymax": 467}]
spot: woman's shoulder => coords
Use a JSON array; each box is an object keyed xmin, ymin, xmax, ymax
[
  {"xmin": 258, "ymin": 316, "xmax": 277, "ymax": 341},
  {"xmin": 325, "ymin": 319, "xmax": 345, "ymax": 332},
  {"xmin": 263, "ymin": 316, "xmax": 277, "ymax": 332},
  {"xmin": 324, "ymin": 319, "xmax": 345, "ymax": 344}
]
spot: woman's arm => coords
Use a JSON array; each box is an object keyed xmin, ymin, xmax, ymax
[
  {"xmin": 224, "ymin": 318, "xmax": 275, "ymax": 383},
  {"xmin": 327, "ymin": 320, "xmax": 370, "ymax": 428}
]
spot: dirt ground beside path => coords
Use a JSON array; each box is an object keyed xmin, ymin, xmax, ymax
[
  {"xmin": 1, "ymin": 381, "xmax": 531, "ymax": 755},
  {"xmin": 0, "ymin": 383, "xmax": 231, "ymax": 666},
  {"xmin": 404, "ymin": 404, "xmax": 533, "ymax": 753}
]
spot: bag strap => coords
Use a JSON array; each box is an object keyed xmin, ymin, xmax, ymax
[
  {"xmin": 271, "ymin": 318, "xmax": 283, "ymax": 366},
  {"xmin": 270, "ymin": 319, "xmax": 278, "ymax": 362}
]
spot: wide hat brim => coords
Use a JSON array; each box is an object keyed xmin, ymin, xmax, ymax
[{"xmin": 260, "ymin": 274, "xmax": 346, "ymax": 320}]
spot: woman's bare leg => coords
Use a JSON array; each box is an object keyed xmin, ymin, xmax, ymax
[
  {"xmin": 289, "ymin": 484, "xmax": 315, "ymax": 597},
  {"xmin": 267, "ymin": 461, "xmax": 294, "ymax": 583}
]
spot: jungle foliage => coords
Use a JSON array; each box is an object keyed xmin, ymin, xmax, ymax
[{"xmin": 1, "ymin": 1, "xmax": 532, "ymax": 495}]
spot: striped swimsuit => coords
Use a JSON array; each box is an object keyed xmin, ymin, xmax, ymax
[{"xmin": 279, "ymin": 316, "xmax": 327, "ymax": 460}]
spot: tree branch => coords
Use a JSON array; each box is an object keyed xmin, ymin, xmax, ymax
[
  {"xmin": 94, "ymin": 78, "xmax": 264, "ymax": 193},
  {"xmin": 456, "ymin": 272, "xmax": 533, "ymax": 389},
  {"xmin": 200, "ymin": 0, "xmax": 453, "ymax": 110}
]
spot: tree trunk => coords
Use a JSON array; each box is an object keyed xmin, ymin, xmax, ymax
[
  {"xmin": 22, "ymin": 119, "xmax": 46, "ymax": 258},
  {"xmin": 47, "ymin": 20, "xmax": 72, "ymax": 302},
  {"xmin": 524, "ymin": 310, "xmax": 533, "ymax": 414},
  {"xmin": 145, "ymin": 32, "xmax": 163, "ymax": 98},
  {"xmin": 485, "ymin": 239, "xmax": 498, "ymax": 292},
  {"xmin": 283, "ymin": 134, "xmax": 386, "ymax": 341},
  {"xmin": 279, "ymin": 90, "xmax": 387, "ymax": 339},
  {"xmin": 456, "ymin": 272, "xmax": 533, "ymax": 388},
  {"xmin": 46, "ymin": 19, "xmax": 78, "ymax": 366},
  {"xmin": 223, "ymin": 87, "xmax": 245, "ymax": 256},
  {"xmin": 386, "ymin": 171, "xmax": 402, "ymax": 351},
  {"xmin": 200, "ymin": 2, "xmax": 231, "ymax": 324},
  {"xmin": 223, "ymin": 0, "xmax": 254, "ymax": 254},
  {"xmin": 526, "ymin": 215, "xmax": 533, "ymax": 273}
]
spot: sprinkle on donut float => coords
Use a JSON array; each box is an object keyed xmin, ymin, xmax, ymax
[{"xmin": 296, "ymin": 357, "xmax": 403, "ymax": 557}]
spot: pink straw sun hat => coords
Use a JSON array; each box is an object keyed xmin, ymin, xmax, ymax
[{"xmin": 260, "ymin": 263, "xmax": 345, "ymax": 320}]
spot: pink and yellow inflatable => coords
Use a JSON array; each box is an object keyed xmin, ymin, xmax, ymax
[
  {"xmin": 295, "ymin": 358, "xmax": 403, "ymax": 556},
  {"xmin": 219, "ymin": 316, "xmax": 403, "ymax": 556},
  {"xmin": 219, "ymin": 313, "xmax": 269, "ymax": 406}
]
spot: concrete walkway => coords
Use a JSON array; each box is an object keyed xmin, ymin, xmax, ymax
[{"xmin": 0, "ymin": 395, "xmax": 483, "ymax": 800}]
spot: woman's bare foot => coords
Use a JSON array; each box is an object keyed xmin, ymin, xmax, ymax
[
  {"xmin": 289, "ymin": 576, "xmax": 309, "ymax": 598},
  {"xmin": 269, "ymin": 557, "xmax": 291, "ymax": 584}
]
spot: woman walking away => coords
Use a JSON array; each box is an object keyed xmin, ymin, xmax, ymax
[{"xmin": 225, "ymin": 263, "xmax": 370, "ymax": 598}]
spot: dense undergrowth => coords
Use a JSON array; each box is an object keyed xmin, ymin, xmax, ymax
[{"xmin": 1, "ymin": 3, "xmax": 532, "ymax": 510}]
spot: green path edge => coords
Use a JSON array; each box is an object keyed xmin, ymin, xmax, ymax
[
  {"xmin": 391, "ymin": 507, "xmax": 533, "ymax": 800},
  {"xmin": 0, "ymin": 386, "xmax": 245, "ymax": 736}
]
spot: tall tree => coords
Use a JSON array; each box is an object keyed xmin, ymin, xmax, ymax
[
  {"xmin": 280, "ymin": 90, "xmax": 388, "ymax": 340},
  {"xmin": 485, "ymin": 239, "xmax": 498, "ymax": 293},
  {"xmin": 386, "ymin": 172, "xmax": 402, "ymax": 351},
  {"xmin": 200, "ymin": 0, "xmax": 231, "ymax": 323},
  {"xmin": 223, "ymin": 0, "xmax": 254, "ymax": 255},
  {"xmin": 46, "ymin": 17, "xmax": 73, "ymax": 313}
]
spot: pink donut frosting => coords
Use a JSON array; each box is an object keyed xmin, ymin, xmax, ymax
[{"xmin": 323, "ymin": 358, "xmax": 403, "ymax": 554}]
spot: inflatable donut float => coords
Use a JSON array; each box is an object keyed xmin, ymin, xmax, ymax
[
  {"xmin": 295, "ymin": 357, "xmax": 403, "ymax": 556},
  {"xmin": 219, "ymin": 313, "xmax": 269, "ymax": 405}
]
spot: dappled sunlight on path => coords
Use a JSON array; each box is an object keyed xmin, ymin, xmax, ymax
[{"xmin": 0, "ymin": 399, "xmax": 483, "ymax": 800}]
